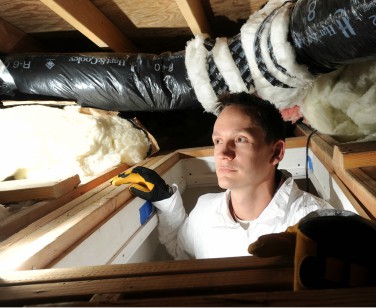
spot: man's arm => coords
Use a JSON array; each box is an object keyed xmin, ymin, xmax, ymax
[
  {"xmin": 111, "ymin": 167, "xmax": 193, "ymax": 259},
  {"xmin": 153, "ymin": 185, "xmax": 193, "ymax": 259}
]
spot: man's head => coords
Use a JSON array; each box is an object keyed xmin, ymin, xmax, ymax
[
  {"xmin": 215, "ymin": 92, "xmax": 286, "ymax": 144},
  {"xmin": 212, "ymin": 92, "xmax": 286, "ymax": 191}
]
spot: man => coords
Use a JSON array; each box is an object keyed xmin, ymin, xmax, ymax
[{"xmin": 111, "ymin": 92, "xmax": 333, "ymax": 260}]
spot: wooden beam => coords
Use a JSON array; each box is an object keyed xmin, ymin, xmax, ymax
[
  {"xmin": 0, "ymin": 187, "xmax": 82, "ymax": 242},
  {"xmin": 175, "ymin": 0, "xmax": 212, "ymax": 35},
  {"xmin": 0, "ymin": 17, "xmax": 45, "ymax": 53},
  {"xmin": 39, "ymin": 0, "xmax": 139, "ymax": 52},
  {"xmin": 1, "ymin": 100, "xmax": 76, "ymax": 107},
  {"xmin": 0, "ymin": 117, "xmax": 159, "ymax": 242},
  {"xmin": 0, "ymin": 255, "xmax": 292, "ymax": 285},
  {"xmin": 330, "ymin": 173, "xmax": 370, "ymax": 219},
  {"xmin": 0, "ymin": 155, "xmax": 161, "ymax": 270},
  {"xmin": 0, "ymin": 267, "xmax": 292, "ymax": 302},
  {"xmin": 0, "ymin": 256, "xmax": 374, "ymax": 307},
  {"xmin": 342, "ymin": 168, "xmax": 376, "ymax": 218},
  {"xmin": 89, "ymin": 287, "xmax": 376, "ymax": 307},
  {"xmin": 0, "ymin": 175, "xmax": 80, "ymax": 203},
  {"xmin": 0, "ymin": 184, "xmax": 134, "ymax": 271},
  {"xmin": 0, "ymin": 262, "xmax": 293, "ymax": 305},
  {"xmin": 333, "ymin": 141, "xmax": 376, "ymax": 169},
  {"xmin": 0, "ymin": 162, "xmax": 131, "ymax": 240},
  {"xmin": 296, "ymin": 123, "xmax": 376, "ymax": 218},
  {"xmin": 150, "ymin": 151, "xmax": 181, "ymax": 175},
  {"xmin": 286, "ymin": 136, "xmax": 307, "ymax": 148},
  {"xmin": 177, "ymin": 145, "xmax": 214, "ymax": 158}
]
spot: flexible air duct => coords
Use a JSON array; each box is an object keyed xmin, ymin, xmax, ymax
[
  {"xmin": 0, "ymin": 0, "xmax": 374, "ymax": 113},
  {"xmin": 290, "ymin": 0, "xmax": 376, "ymax": 74}
]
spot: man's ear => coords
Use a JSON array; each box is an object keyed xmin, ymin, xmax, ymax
[{"xmin": 271, "ymin": 140, "xmax": 285, "ymax": 165}]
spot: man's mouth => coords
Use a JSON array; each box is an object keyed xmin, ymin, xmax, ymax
[{"xmin": 218, "ymin": 166, "xmax": 236, "ymax": 174}]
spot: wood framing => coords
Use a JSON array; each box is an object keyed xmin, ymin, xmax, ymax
[
  {"xmin": 296, "ymin": 123, "xmax": 376, "ymax": 218},
  {"xmin": 39, "ymin": 0, "xmax": 139, "ymax": 52},
  {"xmin": 0, "ymin": 162, "xmax": 130, "ymax": 239},
  {"xmin": 175, "ymin": 0, "xmax": 212, "ymax": 35},
  {"xmin": 0, "ymin": 134, "xmax": 372, "ymax": 271},
  {"xmin": 0, "ymin": 131, "xmax": 375, "ymax": 305},
  {"xmin": 0, "ymin": 255, "xmax": 375, "ymax": 306},
  {"xmin": 333, "ymin": 141, "xmax": 376, "ymax": 169}
]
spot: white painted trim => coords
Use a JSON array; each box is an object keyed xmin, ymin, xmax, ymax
[
  {"xmin": 109, "ymin": 214, "xmax": 158, "ymax": 264},
  {"xmin": 51, "ymin": 197, "xmax": 150, "ymax": 268},
  {"xmin": 307, "ymin": 149, "xmax": 360, "ymax": 214},
  {"xmin": 279, "ymin": 147, "xmax": 307, "ymax": 178}
]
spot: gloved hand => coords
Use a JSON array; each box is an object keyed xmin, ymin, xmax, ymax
[
  {"xmin": 248, "ymin": 209, "xmax": 376, "ymax": 291},
  {"xmin": 110, "ymin": 166, "xmax": 173, "ymax": 202},
  {"xmin": 248, "ymin": 224, "xmax": 298, "ymax": 257}
]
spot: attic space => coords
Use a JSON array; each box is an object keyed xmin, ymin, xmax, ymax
[
  {"xmin": 119, "ymin": 108, "xmax": 299, "ymax": 152},
  {"xmin": 0, "ymin": 0, "xmax": 375, "ymax": 175}
]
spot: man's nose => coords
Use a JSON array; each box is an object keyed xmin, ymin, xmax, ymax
[{"xmin": 217, "ymin": 142, "xmax": 235, "ymax": 160}]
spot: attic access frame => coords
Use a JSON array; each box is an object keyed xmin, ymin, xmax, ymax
[
  {"xmin": 0, "ymin": 123, "xmax": 375, "ymax": 305},
  {"xmin": 0, "ymin": 123, "xmax": 375, "ymax": 272}
]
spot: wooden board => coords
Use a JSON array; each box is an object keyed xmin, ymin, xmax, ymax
[
  {"xmin": 295, "ymin": 123, "xmax": 376, "ymax": 218},
  {"xmin": 0, "ymin": 256, "xmax": 294, "ymax": 306},
  {"xmin": 0, "ymin": 162, "xmax": 134, "ymax": 241},
  {"xmin": 0, "ymin": 175, "xmax": 80, "ymax": 203},
  {"xmin": 333, "ymin": 141, "xmax": 376, "ymax": 169},
  {"xmin": 0, "ymin": 255, "xmax": 375, "ymax": 306}
]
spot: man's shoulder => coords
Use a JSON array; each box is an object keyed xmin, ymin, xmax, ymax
[
  {"xmin": 190, "ymin": 191, "xmax": 227, "ymax": 214},
  {"xmin": 279, "ymin": 177, "xmax": 333, "ymax": 208},
  {"xmin": 197, "ymin": 191, "xmax": 226, "ymax": 203},
  {"xmin": 188, "ymin": 191, "xmax": 229, "ymax": 227}
]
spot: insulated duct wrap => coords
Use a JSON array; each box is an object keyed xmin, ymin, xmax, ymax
[
  {"xmin": 0, "ymin": 52, "xmax": 199, "ymax": 111},
  {"xmin": 0, "ymin": 0, "xmax": 375, "ymax": 113},
  {"xmin": 290, "ymin": 0, "xmax": 376, "ymax": 74},
  {"xmin": 185, "ymin": 0, "xmax": 316, "ymax": 112}
]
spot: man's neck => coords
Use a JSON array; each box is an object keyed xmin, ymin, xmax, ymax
[{"xmin": 229, "ymin": 171, "xmax": 283, "ymax": 221}]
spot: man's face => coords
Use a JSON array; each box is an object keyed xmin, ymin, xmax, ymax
[{"xmin": 212, "ymin": 105, "xmax": 283, "ymax": 190}]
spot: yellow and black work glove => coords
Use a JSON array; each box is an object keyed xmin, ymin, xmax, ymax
[
  {"xmin": 248, "ymin": 224, "xmax": 298, "ymax": 258},
  {"xmin": 110, "ymin": 166, "xmax": 173, "ymax": 202},
  {"xmin": 249, "ymin": 209, "xmax": 376, "ymax": 291}
]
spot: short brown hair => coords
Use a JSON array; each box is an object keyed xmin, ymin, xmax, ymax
[{"xmin": 216, "ymin": 92, "xmax": 286, "ymax": 144}]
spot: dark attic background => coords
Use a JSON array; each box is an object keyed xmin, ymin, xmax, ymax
[
  {"xmin": 120, "ymin": 108, "xmax": 218, "ymax": 152},
  {"xmin": 119, "ymin": 109, "xmax": 297, "ymax": 152}
]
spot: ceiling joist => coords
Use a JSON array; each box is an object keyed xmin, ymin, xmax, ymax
[
  {"xmin": 175, "ymin": 0, "xmax": 212, "ymax": 36},
  {"xmin": 39, "ymin": 0, "xmax": 139, "ymax": 53}
]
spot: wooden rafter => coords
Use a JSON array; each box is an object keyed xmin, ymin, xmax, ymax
[
  {"xmin": 175, "ymin": 0, "xmax": 212, "ymax": 36},
  {"xmin": 39, "ymin": 0, "xmax": 139, "ymax": 52}
]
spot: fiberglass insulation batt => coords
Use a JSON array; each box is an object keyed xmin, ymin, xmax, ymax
[{"xmin": 0, "ymin": 105, "xmax": 151, "ymax": 182}]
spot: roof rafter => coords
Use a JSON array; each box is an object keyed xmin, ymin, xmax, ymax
[
  {"xmin": 175, "ymin": 0, "xmax": 212, "ymax": 36},
  {"xmin": 39, "ymin": 0, "xmax": 139, "ymax": 52}
]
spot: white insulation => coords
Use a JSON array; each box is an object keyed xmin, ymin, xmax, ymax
[
  {"xmin": 185, "ymin": 0, "xmax": 376, "ymax": 141},
  {"xmin": 0, "ymin": 105, "xmax": 151, "ymax": 182}
]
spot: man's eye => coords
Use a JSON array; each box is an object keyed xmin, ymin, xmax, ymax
[
  {"xmin": 213, "ymin": 139, "xmax": 222, "ymax": 145},
  {"xmin": 235, "ymin": 137, "xmax": 247, "ymax": 143}
]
